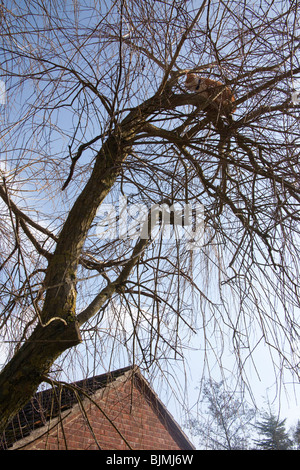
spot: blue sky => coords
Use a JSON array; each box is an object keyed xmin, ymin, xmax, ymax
[{"xmin": 0, "ymin": 0, "xmax": 300, "ymax": 448}]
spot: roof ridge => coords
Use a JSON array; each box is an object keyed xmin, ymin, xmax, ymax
[
  {"xmin": 0, "ymin": 365, "xmax": 136, "ymax": 450},
  {"xmin": 1, "ymin": 365, "xmax": 195, "ymax": 450}
]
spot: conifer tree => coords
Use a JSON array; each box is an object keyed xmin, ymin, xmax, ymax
[{"xmin": 254, "ymin": 412, "xmax": 292, "ymax": 450}]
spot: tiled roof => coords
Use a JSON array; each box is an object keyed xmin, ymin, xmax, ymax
[
  {"xmin": 0, "ymin": 366, "xmax": 195, "ymax": 450},
  {"xmin": 0, "ymin": 366, "xmax": 133, "ymax": 450}
]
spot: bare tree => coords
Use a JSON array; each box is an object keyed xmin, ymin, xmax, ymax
[
  {"xmin": 0, "ymin": 0, "xmax": 299, "ymax": 435},
  {"xmin": 188, "ymin": 379, "xmax": 256, "ymax": 450}
]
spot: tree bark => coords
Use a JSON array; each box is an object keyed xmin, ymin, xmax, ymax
[
  {"xmin": 0, "ymin": 320, "xmax": 81, "ymax": 433},
  {"xmin": 0, "ymin": 88, "xmax": 212, "ymax": 434}
]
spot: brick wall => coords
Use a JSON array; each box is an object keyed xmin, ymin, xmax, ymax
[{"xmin": 16, "ymin": 375, "xmax": 182, "ymax": 450}]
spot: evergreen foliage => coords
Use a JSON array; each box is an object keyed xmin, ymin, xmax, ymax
[{"xmin": 254, "ymin": 412, "xmax": 292, "ymax": 450}]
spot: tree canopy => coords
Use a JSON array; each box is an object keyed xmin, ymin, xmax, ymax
[
  {"xmin": 0, "ymin": 0, "xmax": 299, "ymax": 435},
  {"xmin": 188, "ymin": 379, "xmax": 256, "ymax": 450}
]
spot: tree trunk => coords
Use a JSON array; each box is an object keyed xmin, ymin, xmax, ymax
[
  {"xmin": 0, "ymin": 320, "xmax": 81, "ymax": 433},
  {"xmin": 0, "ymin": 89, "xmax": 212, "ymax": 434}
]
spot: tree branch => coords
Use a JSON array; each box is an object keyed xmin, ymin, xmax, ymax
[{"xmin": 77, "ymin": 204, "xmax": 160, "ymax": 326}]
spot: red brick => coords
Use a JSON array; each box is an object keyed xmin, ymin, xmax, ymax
[{"xmin": 6, "ymin": 368, "xmax": 193, "ymax": 451}]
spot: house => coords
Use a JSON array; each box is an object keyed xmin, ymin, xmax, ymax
[{"xmin": 0, "ymin": 365, "xmax": 195, "ymax": 450}]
